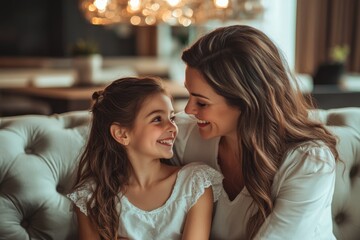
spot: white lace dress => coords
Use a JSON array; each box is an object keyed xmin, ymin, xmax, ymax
[{"xmin": 67, "ymin": 162, "xmax": 223, "ymax": 240}]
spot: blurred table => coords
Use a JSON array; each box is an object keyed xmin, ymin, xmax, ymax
[
  {"xmin": 306, "ymin": 85, "xmax": 360, "ymax": 109},
  {"xmin": 0, "ymin": 81, "xmax": 188, "ymax": 114}
]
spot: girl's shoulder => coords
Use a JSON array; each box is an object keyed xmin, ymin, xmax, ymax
[
  {"xmin": 179, "ymin": 162, "xmax": 223, "ymax": 178},
  {"xmin": 67, "ymin": 181, "xmax": 96, "ymax": 216},
  {"xmin": 174, "ymin": 162, "xmax": 223, "ymax": 209},
  {"xmin": 174, "ymin": 112, "xmax": 198, "ymax": 140}
]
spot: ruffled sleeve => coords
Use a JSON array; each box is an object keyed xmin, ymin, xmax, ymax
[
  {"xmin": 184, "ymin": 163, "xmax": 223, "ymax": 210},
  {"xmin": 67, "ymin": 182, "xmax": 95, "ymax": 216}
]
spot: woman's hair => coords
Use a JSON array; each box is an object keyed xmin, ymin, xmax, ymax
[
  {"xmin": 73, "ymin": 77, "xmax": 168, "ymax": 240},
  {"xmin": 182, "ymin": 25, "xmax": 339, "ymax": 239}
]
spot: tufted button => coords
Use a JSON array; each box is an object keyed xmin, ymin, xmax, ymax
[
  {"xmin": 0, "ymin": 112, "xmax": 87, "ymax": 239},
  {"xmin": 56, "ymin": 185, "xmax": 64, "ymax": 194},
  {"xmin": 64, "ymin": 115, "xmax": 90, "ymax": 129},
  {"xmin": 334, "ymin": 212, "xmax": 347, "ymax": 226},
  {"xmin": 349, "ymin": 164, "xmax": 359, "ymax": 180},
  {"xmin": 0, "ymin": 121, "xmax": 11, "ymax": 129},
  {"xmin": 20, "ymin": 219, "xmax": 30, "ymax": 229},
  {"xmin": 25, "ymin": 148, "xmax": 34, "ymax": 154}
]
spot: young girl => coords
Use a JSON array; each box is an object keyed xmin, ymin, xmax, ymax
[{"xmin": 67, "ymin": 77, "xmax": 223, "ymax": 240}]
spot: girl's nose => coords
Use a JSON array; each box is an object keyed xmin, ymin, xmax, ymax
[{"xmin": 168, "ymin": 119, "xmax": 177, "ymax": 133}]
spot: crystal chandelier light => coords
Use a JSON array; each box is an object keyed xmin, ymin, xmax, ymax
[{"xmin": 79, "ymin": 0, "xmax": 265, "ymax": 27}]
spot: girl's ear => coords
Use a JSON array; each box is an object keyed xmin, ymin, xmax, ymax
[{"xmin": 110, "ymin": 124, "xmax": 130, "ymax": 146}]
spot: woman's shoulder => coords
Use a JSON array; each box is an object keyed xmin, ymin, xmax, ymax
[
  {"xmin": 281, "ymin": 141, "xmax": 336, "ymax": 176},
  {"xmin": 172, "ymin": 112, "xmax": 220, "ymax": 166},
  {"xmin": 174, "ymin": 112, "xmax": 197, "ymax": 146},
  {"xmin": 175, "ymin": 111, "xmax": 197, "ymax": 124},
  {"xmin": 174, "ymin": 111, "xmax": 198, "ymax": 134}
]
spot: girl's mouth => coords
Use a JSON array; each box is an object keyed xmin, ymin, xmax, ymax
[{"xmin": 157, "ymin": 138, "xmax": 175, "ymax": 146}]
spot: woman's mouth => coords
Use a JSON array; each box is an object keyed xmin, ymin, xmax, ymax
[{"xmin": 197, "ymin": 119, "xmax": 210, "ymax": 128}]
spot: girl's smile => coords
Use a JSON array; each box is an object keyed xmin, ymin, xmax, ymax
[{"xmin": 157, "ymin": 137, "xmax": 175, "ymax": 146}]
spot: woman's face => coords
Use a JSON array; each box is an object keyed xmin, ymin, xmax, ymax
[{"xmin": 184, "ymin": 66, "xmax": 240, "ymax": 140}]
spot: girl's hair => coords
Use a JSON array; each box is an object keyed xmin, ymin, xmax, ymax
[
  {"xmin": 182, "ymin": 25, "xmax": 339, "ymax": 239},
  {"xmin": 73, "ymin": 77, "xmax": 168, "ymax": 240}
]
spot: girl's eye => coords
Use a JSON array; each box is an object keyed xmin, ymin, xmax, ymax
[
  {"xmin": 152, "ymin": 116, "xmax": 161, "ymax": 122},
  {"xmin": 170, "ymin": 115, "xmax": 176, "ymax": 123},
  {"xmin": 196, "ymin": 102, "xmax": 207, "ymax": 107}
]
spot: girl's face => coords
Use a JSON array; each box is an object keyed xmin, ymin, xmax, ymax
[
  {"xmin": 126, "ymin": 92, "xmax": 178, "ymax": 161},
  {"xmin": 184, "ymin": 66, "xmax": 240, "ymax": 140}
]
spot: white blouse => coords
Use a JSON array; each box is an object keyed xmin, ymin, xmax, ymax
[
  {"xmin": 67, "ymin": 162, "xmax": 223, "ymax": 240},
  {"xmin": 172, "ymin": 112, "xmax": 337, "ymax": 240}
]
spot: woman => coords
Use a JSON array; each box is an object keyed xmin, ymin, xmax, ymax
[{"xmin": 172, "ymin": 25, "xmax": 339, "ymax": 239}]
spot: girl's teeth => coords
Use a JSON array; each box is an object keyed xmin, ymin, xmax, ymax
[{"xmin": 159, "ymin": 139, "xmax": 173, "ymax": 145}]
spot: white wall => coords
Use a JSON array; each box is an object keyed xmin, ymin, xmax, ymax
[
  {"xmin": 260, "ymin": 0, "xmax": 297, "ymax": 71},
  {"xmin": 200, "ymin": 0, "xmax": 298, "ymax": 70},
  {"xmin": 158, "ymin": 0, "xmax": 298, "ymax": 82}
]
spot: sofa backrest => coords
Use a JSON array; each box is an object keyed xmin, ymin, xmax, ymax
[
  {"xmin": 0, "ymin": 108, "xmax": 359, "ymax": 239},
  {"xmin": 0, "ymin": 111, "xmax": 90, "ymax": 240},
  {"xmin": 310, "ymin": 108, "xmax": 360, "ymax": 240}
]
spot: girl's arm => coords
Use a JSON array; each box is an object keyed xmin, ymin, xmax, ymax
[
  {"xmin": 75, "ymin": 207, "xmax": 101, "ymax": 240},
  {"xmin": 182, "ymin": 187, "xmax": 214, "ymax": 240}
]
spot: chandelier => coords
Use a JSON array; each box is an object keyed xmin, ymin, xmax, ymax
[{"xmin": 79, "ymin": 0, "xmax": 265, "ymax": 27}]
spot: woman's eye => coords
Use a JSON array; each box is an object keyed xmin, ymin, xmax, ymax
[{"xmin": 196, "ymin": 102, "xmax": 207, "ymax": 107}]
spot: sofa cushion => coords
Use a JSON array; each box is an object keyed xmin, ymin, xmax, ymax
[
  {"xmin": 314, "ymin": 108, "xmax": 360, "ymax": 239},
  {"xmin": 0, "ymin": 111, "xmax": 90, "ymax": 239}
]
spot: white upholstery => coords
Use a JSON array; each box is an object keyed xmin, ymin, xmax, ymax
[
  {"xmin": 0, "ymin": 111, "xmax": 90, "ymax": 240},
  {"xmin": 0, "ymin": 108, "xmax": 359, "ymax": 239},
  {"xmin": 311, "ymin": 108, "xmax": 360, "ymax": 239}
]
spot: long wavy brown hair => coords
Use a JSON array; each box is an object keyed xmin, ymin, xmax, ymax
[
  {"xmin": 182, "ymin": 25, "xmax": 339, "ymax": 239},
  {"xmin": 72, "ymin": 77, "xmax": 167, "ymax": 240}
]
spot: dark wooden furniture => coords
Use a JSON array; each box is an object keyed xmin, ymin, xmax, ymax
[
  {"xmin": 0, "ymin": 81, "xmax": 189, "ymax": 115},
  {"xmin": 307, "ymin": 85, "xmax": 360, "ymax": 109}
]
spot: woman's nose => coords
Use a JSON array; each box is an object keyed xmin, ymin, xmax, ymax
[{"xmin": 184, "ymin": 100, "xmax": 196, "ymax": 115}]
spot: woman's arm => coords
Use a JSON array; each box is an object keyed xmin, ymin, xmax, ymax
[
  {"xmin": 75, "ymin": 207, "xmax": 101, "ymax": 240},
  {"xmin": 182, "ymin": 187, "xmax": 214, "ymax": 240},
  {"xmin": 254, "ymin": 146, "xmax": 336, "ymax": 239}
]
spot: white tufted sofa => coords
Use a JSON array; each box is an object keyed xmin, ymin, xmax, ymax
[
  {"xmin": 0, "ymin": 111, "xmax": 90, "ymax": 240},
  {"xmin": 0, "ymin": 108, "xmax": 360, "ymax": 239}
]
